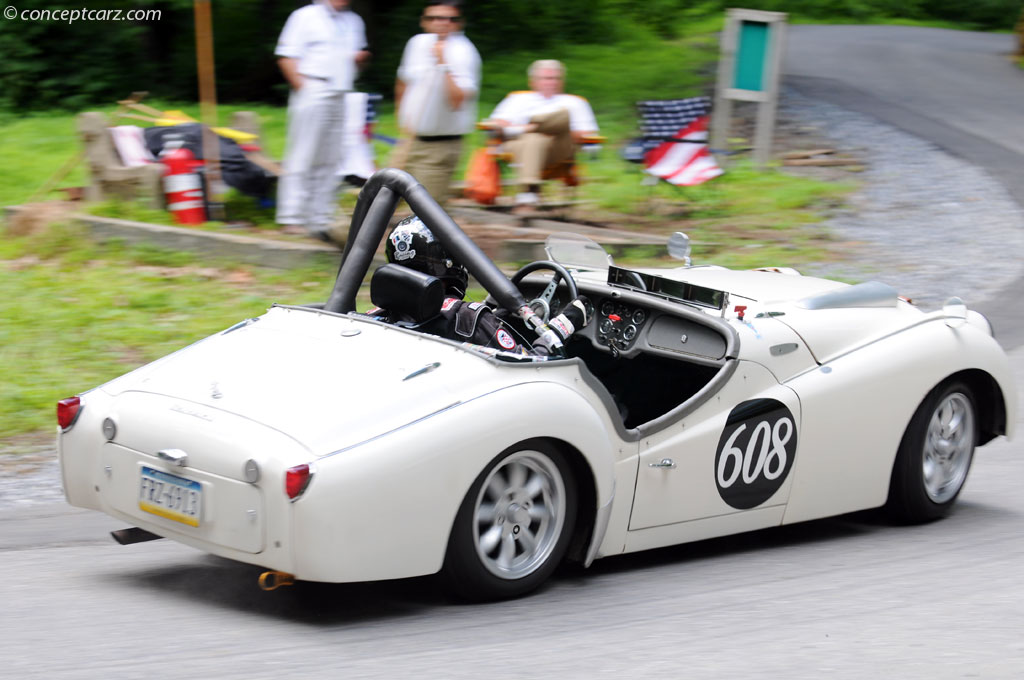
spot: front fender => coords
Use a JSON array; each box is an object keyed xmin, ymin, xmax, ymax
[
  {"xmin": 783, "ymin": 316, "xmax": 1016, "ymax": 524},
  {"xmin": 290, "ymin": 380, "xmax": 617, "ymax": 583}
]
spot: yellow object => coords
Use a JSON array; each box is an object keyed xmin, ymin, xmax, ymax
[
  {"xmin": 154, "ymin": 117, "xmax": 258, "ymax": 143},
  {"xmin": 118, "ymin": 102, "xmax": 259, "ymax": 144},
  {"xmin": 158, "ymin": 110, "xmax": 197, "ymax": 124},
  {"xmin": 210, "ymin": 126, "xmax": 258, "ymax": 143}
]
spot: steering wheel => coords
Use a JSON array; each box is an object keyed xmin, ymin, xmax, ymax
[{"xmin": 509, "ymin": 260, "xmax": 578, "ymax": 322}]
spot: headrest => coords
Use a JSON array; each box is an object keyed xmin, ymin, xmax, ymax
[{"xmin": 370, "ymin": 264, "xmax": 445, "ymax": 324}]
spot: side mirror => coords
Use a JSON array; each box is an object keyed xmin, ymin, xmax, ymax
[{"xmin": 667, "ymin": 231, "xmax": 692, "ymax": 266}]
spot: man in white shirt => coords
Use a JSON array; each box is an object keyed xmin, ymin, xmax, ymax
[
  {"xmin": 394, "ymin": 1, "xmax": 481, "ymax": 204},
  {"xmin": 485, "ymin": 60, "xmax": 599, "ymax": 213},
  {"xmin": 275, "ymin": 0, "xmax": 370, "ymax": 243}
]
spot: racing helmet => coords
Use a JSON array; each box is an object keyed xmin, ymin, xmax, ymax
[{"xmin": 385, "ymin": 215, "xmax": 469, "ymax": 297}]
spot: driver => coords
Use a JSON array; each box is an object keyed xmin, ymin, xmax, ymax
[{"xmin": 374, "ymin": 215, "xmax": 591, "ymax": 357}]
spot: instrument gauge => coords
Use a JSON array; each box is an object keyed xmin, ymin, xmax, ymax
[{"xmin": 583, "ymin": 297, "xmax": 595, "ymax": 320}]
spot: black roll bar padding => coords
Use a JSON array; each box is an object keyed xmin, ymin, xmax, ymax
[
  {"xmin": 324, "ymin": 168, "xmax": 529, "ymax": 315},
  {"xmin": 325, "ymin": 185, "xmax": 399, "ymax": 313}
]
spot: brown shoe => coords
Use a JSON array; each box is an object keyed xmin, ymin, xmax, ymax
[{"xmin": 322, "ymin": 221, "xmax": 349, "ymax": 248}]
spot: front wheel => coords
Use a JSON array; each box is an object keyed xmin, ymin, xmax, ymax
[
  {"xmin": 886, "ymin": 381, "xmax": 977, "ymax": 523},
  {"xmin": 442, "ymin": 440, "xmax": 577, "ymax": 601}
]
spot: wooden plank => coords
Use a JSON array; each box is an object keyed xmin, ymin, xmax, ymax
[
  {"xmin": 780, "ymin": 148, "xmax": 836, "ymax": 160},
  {"xmin": 782, "ymin": 157, "xmax": 863, "ymax": 167}
]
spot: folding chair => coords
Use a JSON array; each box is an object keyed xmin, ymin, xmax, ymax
[
  {"xmin": 338, "ymin": 92, "xmax": 385, "ymax": 187},
  {"xmin": 472, "ymin": 122, "xmax": 605, "ymax": 207}
]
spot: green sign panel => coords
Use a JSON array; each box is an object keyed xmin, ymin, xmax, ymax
[{"xmin": 733, "ymin": 20, "xmax": 770, "ymax": 91}]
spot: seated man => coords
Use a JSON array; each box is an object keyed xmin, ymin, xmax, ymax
[
  {"xmin": 483, "ymin": 59, "xmax": 599, "ymax": 214},
  {"xmin": 370, "ymin": 215, "xmax": 590, "ymax": 357}
]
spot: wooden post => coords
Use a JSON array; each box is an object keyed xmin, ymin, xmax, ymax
[{"xmin": 194, "ymin": 0, "xmax": 226, "ymax": 220}]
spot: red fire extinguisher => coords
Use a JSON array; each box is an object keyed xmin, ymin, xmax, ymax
[{"xmin": 160, "ymin": 144, "xmax": 206, "ymax": 225}]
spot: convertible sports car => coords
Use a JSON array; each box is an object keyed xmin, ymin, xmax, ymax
[{"xmin": 57, "ymin": 169, "xmax": 1015, "ymax": 600}]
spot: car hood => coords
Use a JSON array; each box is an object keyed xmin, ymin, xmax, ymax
[
  {"xmin": 100, "ymin": 306, "xmax": 503, "ymax": 456},
  {"xmin": 593, "ymin": 266, "xmax": 927, "ymax": 362}
]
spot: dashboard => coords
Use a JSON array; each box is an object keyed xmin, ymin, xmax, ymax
[
  {"xmin": 586, "ymin": 295, "xmax": 728, "ymax": 363},
  {"xmin": 516, "ymin": 276, "xmax": 731, "ymax": 366},
  {"xmin": 595, "ymin": 298, "xmax": 649, "ymax": 352}
]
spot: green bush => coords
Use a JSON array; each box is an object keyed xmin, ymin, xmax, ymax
[{"xmin": 2, "ymin": 0, "xmax": 1019, "ymax": 113}]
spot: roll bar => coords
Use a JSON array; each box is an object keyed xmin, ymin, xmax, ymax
[{"xmin": 324, "ymin": 168, "xmax": 528, "ymax": 315}]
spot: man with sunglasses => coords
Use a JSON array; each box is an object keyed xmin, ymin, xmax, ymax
[{"xmin": 394, "ymin": 1, "xmax": 481, "ymax": 204}]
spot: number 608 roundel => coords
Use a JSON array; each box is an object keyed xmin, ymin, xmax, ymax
[{"xmin": 715, "ymin": 399, "xmax": 798, "ymax": 510}]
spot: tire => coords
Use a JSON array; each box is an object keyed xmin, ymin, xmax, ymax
[
  {"xmin": 441, "ymin": 439, "xmax": 577, "ymax": 601},
  {"xmin": 886, "ymin": 381, "xmax": 977, "ymax": 523}
]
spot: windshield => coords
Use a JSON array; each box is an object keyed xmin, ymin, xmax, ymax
[
  {"xmin": 544, "ymin": 233, "xmax": 613, "ymax": 271},
  {"xmin": 607, "ymin": 266, "xmax": 726, "ymax": 310}
]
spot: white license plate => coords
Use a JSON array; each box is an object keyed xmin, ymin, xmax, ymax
[{"xmin": 139, "ymin": 466, "xmax": 202, "ymax": 527}]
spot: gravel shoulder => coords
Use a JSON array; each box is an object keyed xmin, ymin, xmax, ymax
[
  {"xmin": 4, "ymin": 89, "xmax": 1024, "ymax": 509},
  {"xmin": 779, "ymin": 88, "xmax": 1024, "ymax": 310}
]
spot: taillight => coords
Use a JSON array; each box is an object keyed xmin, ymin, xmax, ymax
[
  {"xmin": 285, "ymin": 464, "xmax": 313, "ymax": 500},
  {"xmin": 57, "ymin": 396, "xmax": 82, "ymax": 430}
]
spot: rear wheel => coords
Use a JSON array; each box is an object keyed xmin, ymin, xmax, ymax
[
  {"xmin": 442, "ymin": 440, "xmax": 577, "ymax": 601},
  {"xmin": 887, "ymin": 381, "xmax": 977, "ymax": 523}
]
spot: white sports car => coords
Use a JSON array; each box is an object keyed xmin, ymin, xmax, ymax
[{"xmin": 57, "ymin": 170, "xmax": 1015, "ymax": 600}]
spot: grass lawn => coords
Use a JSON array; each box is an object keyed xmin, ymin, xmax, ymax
[
  {"xmin": 0, "ymin": 226, "xmax": 344, "ymax": 441},
  {"xmin": 0, "ymin": 17, "xmax": 856, "ymax": 443}
]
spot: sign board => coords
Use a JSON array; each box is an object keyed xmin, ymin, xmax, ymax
[
  {"xmin": 711, "ymin": 9, "xmax": 788, "ymax": 166},
  {"xmin": 734, "ymin": 20, "xmax": 770, "ymax": 91}
]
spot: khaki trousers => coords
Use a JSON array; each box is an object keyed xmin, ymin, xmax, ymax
[
  {"xmin": 503, "ymin": 108, "xmax": 574, "ymax": 186},
  {"xmin": 404, "ymin": 136, "xmax": 464, "ymax": 204}
]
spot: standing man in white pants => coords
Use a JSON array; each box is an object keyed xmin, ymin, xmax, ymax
[{"xmin": 275, "ymin": 0, "xmax": 370, "ymax": 243}]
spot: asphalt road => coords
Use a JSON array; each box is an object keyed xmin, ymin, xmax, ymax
[
  {"xmin": 785, "ymin": 25, "xmax": 1024, "ymax": 348},
  {"xmin": 4, "ymin": 26, "xmax": 1024, "ymax": 679},
  {"xmin": 4, "ymin": 348, "xmax": 1024, "ymax": 679}
]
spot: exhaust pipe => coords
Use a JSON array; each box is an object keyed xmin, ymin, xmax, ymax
[
  {"xmin": 258, "ymin": 570, "xmax": 295, "ymax": 591},
  {"xmin": 111, "ymin": 527, "xmax": 164, "ymax": 545}
]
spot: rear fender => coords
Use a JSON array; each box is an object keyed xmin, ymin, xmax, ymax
[
  {"xmin": 290, "ymin": 380, "xmax": 617, "ymax": 583},
  {"xmin": 58, "ymin": 389, "xmax": 114, "ymax": 511}
]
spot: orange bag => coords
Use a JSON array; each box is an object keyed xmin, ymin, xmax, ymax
[{"xmin": 463, "ymin": 148, "xmax": 500, "ymax": 205}]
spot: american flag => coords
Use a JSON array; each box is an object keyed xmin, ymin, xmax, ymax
[{"xmin": 633, "ymin": 97, "xmax": 723, "ymax": 187}]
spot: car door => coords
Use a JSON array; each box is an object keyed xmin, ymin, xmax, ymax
[{"xmin": 628, "ymin": 360, "xmax": 801, "ymax": 548}]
